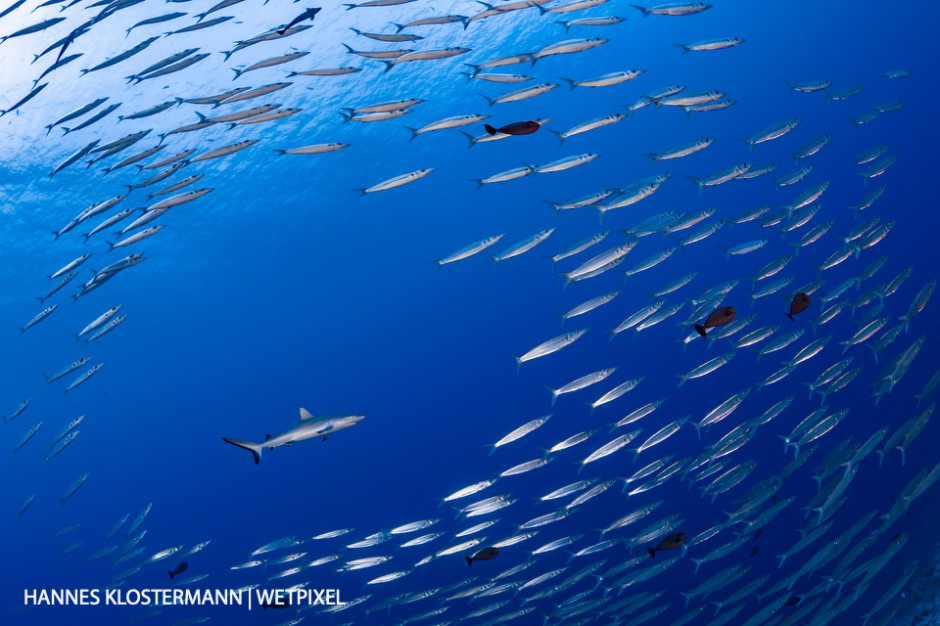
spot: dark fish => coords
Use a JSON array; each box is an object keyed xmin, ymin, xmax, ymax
[
  {"xmin": 786, "ymin": 292, "xmax": 810, "ymax": 321},
  {"xmin": 126, "ymin": 12, "xmax": 188, "ymax": 37},
  {"xmin": 647, "ymin": 532, "xmax": 686, "ymax": 558},
  {"xmin": 168, "ymin": 561, "xmax": 188, "ymax": 580},
  {"xmin": 33, "ymin": 53, "xmax": 82, "ymax": 88},
  {"xmin": 80, "ymin": 36, "xmax": 160, "ymax": 75},
  {"xmin": 694, "ymin": 306, "xmax": 736, "ymax": 338},
  {"xmin": 61, "ymin": 103, "xmax": 122, "ymax": 135},
  {"xmin": 465, "ymin": 546, "xmax": 499, "ymax": 566},
  {"xmin": 165, "ymin": 15, "xmax": 233, "ymax": 36},
  {"xmin": 750, "ymin": 545, "xmax": 760, "ymax": 557},
  {"xmin": 785, "ymin": 595, "xmax": 801, "ymax": 607},
  {"xmin": 278, "ymin": 7, "xmax": 321, "ymax": 35},
  {"xmin": 0, "ymin": 17, "xmax": 66, "ymax": 46},
  {"xmin": 262, "ymin": 599, "xmax": 291, "ymax": 610},
  {"xmin": 484, "ymin": 120, "xmax": 541, "ymax": 136},
  {"xmin": 753, "ymin": 529, "xmax": 763, "ymax": 540},
  {"xmin": 0, "ymin": 0, "xmax": 28, "ymax": 21},
  {"xmin": 0, "ymin": 82, "xmax": 48, "ymax": 118}
]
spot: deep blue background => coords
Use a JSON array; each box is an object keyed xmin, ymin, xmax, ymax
[{"xmin": 0, "ymin": 0, "xmax": 938, "ymax": 624}]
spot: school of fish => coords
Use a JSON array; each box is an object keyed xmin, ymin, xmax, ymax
[{"xmin": 1, "ymin": 0, "xmax": 937, "ymax": 625}]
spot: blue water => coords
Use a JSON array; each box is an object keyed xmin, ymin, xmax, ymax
[{"xmin": 1, "ymin": 0, "xmax": 938, "ymax": 624}]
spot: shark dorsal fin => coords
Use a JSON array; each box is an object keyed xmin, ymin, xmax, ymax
[{"xmin": 299, "ymin": 407, "xmax": 314, "ymax": 421}]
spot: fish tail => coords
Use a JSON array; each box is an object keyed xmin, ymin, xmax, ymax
[
  {"xmin": 674, "ymin": 44, "xmax": 689, "ymax": 54},
  {"xmin": 459, "ymin": 131, "xmax": 476, "ymax": 149},
  {"xmin": 646, "ymin": 547, "xmax": 655, "ymax": 559},
  {"xmin": 483, "ymin": 124, "xmax": 498, "ymax": 136},
  {"xmin": 478, "ymin": 93, "xmax": 495, "ymax": 107},
  {"xmin": 168, "ymin": 570, "xmax": 174, "ymax": 580},
  {"xmin": 693, "ymin": 324, "xmax": 706, "ymax": 338},
  {"xmin": 465, "ymin": 557, "xmax": 472, "ymax": 566},
  {"xmin": 380, "ymin": 61, "xmax": 393, "ymax": 73},
  {"xmin": 469, "ymin": 179, "xmax": 484, "ymax": 189},
  {"xmin": 629, "ymin": 4, "xmax": 651, "ymax": 16},
  {"xmin": 559, "ymin": 76, "xmax": 577, "ymax": 91},
  {"xmin": 231, "ymin": 68, "xmax": 242, "ymax": 81},
  {"xmin": 221, "ymin": 437, "xmax": 263, "ymax": 464},
  {"xmin": 391, "ymin": 22, "xmax": 405, "ymax": 33},
  {"xmin": 675, "ymin": 374, "xmax": 687, "ymax": 387},
  {"xmin": 547, "ymin": 129, "xmax": 565, "ymax": 145},
  {"xmin": 404, "ymin": 126, "xmax": 419, "ymax": 142}
]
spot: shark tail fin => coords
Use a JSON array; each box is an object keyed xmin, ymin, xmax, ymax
[{"xmin": 221, "ymin": 437, "xmax": 263, "ymax": 464}]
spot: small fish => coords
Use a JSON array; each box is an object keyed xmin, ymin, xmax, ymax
[
  {"xmin": 22, "ymin": 305, "xmax": 57, "ymax": 333},
  {"xmin": 65, "ymin": 364, "xmax": 103, "ymax": 393},
  {"xmin": 466, "ymin": 546, "xmax": 499, "ymax": 566},
  {"xmin": 515, "ymin": 330, "xmax": 587, "ymax": 370},
  {"xmin": 786, "ymin": 293, "xmax": 810, "ymax": 321},
  {"xmin": 168, "ymin": 561, "xmax": 189, "ymax": 580},
  {"xmin": 278, "ymin": 7, "xmax": 320, "ymax": 35},
  {"xmin": 357, "ymin": 168, "xmax": 433, "ymax": 194},
  {"xmin": 484, "ymin": 120, "xmax": 541, "ymax": 136},
  {"xmin": 630, "ymin": 3, "xmax": 711, "ymax": 17},
  {"xmin": 647, "ymin": 532, "xmax": 686, "ymax": 558},
  {"xmin": 694, "ymin": 306, "xmax": 736, "ymax": 338}
]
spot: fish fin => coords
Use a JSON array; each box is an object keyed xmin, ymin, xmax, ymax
[
  {"xmin": 458, "ymin": 131, "xmax": 477, "ymax": 149},
  {"xmin": 221, "ymin": 437, "xmax": 262, "ymax": 464},
  {"xmin": 547, "ymin": 129, "xmax": 565, "ymax": 145},
  {"xmin": 299, "ymin": 408, "xmax": 314, "ymax": 420}
]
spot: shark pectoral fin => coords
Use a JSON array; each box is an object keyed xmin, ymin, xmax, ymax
[
  {"xmin": 299, "ymin": 407, "xmax": 315, "ymax": 420},
  {"xmin": 221, "ymin": 437, "xmax": 263, "ymax": 464}
]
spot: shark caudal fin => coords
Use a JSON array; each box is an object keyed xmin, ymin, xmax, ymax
[{"xmin": 221, "ymin": 437, "xmax": 263, "ymax": 464}]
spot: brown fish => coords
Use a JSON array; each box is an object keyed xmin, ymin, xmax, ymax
[
  {"xmin": 466, "ymin": 546, "xmax": 499, "ymax": 566},
  {"xmin": 484, "ymin": 120, "xmax": 541, "ymax": 136},
  {"xmin": 694, "ymin": 306, "xmax": 736, "ymax": 338},
  {"xmin": 168, "ymin": 561, "xmax": 188, "ymax": 580},
  {"xmin": 786, "ymin": 292, "xmax": 810, "ymax": 321},
  {"xmin": 647, "ymin": 532, "xmax": 686, "ymax": 558}
]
